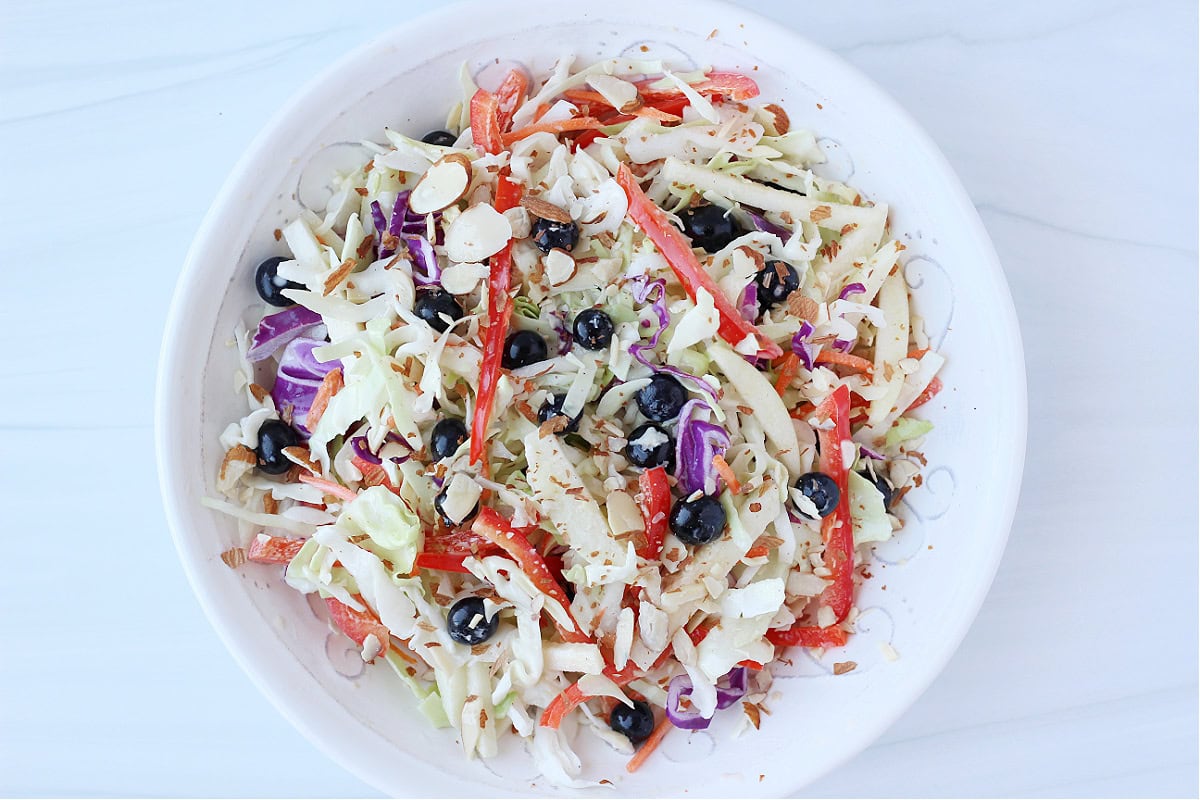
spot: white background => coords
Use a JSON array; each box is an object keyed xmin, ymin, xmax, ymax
[{"xmin": 2, "ymin": 0, "xmax": 1196, "ymax": 796}]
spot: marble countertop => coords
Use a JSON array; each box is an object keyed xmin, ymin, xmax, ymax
[{"xmin": 2, "ymin": 0, "xmax": 1196, "ymax": 796}]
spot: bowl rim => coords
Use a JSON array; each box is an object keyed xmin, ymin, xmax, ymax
[{"xmin": 156, "ymin": 0, "xmax": 1027, "ymax": 795}]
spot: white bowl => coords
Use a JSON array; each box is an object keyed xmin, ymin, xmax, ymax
[{"xmin": 156, "ymin": 1, "xmax": 1026, "ymax": 795}]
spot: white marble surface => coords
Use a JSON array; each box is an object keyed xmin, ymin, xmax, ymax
[{"xmin": 2, "ymin": 0, "xmax": 1196, "ymax": 796}]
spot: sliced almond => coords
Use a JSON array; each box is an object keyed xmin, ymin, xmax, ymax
[
  {"xmin": 762, "ymin": 103, "xmax": 791, "ymax": 135},
  {"xmin": 440, "ymin": 261, "xmax": 487, "ymax": 295},
  {"xmin": 409, "ymin": 153, "xmax": 472, "ymax": 215},
  {"xmin": 521, "ymin": 195, "xmax": 571, "ymax": 224},
  {"xmin": 444, "ymin": 203, "xmax": 513, "ymax": 262},
  {"xmin": 588, "ymin": 74, "xmax": 639, "ymax": 112},
  {"xmin": 544, "ymin": 248, "xmax": 576, "ymax": 286}
]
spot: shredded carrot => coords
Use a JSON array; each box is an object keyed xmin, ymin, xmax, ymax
[
  {"xmin": 773, "ymin": 352, "xmax": 800, "ymax": 395},
  {"xmin": 790, "ymin": 401, "xmax": 817, "ymax": 420},
  {"xmin": 306, "ymin": 368, "xmax": 343, "ymax": 429},
  {"xmin": 532, "ymin": 102, "xmax": 551, "ymax": 122},
  {"xmin": 626, "ymin": 716, "xmax": 672, "ymax": 773},
  {"xmin": 906, "ymin": 376, "xmax": 944, "ymax": 411},
  {"xmin": 502, "ymin": 116, "xmax": 605, "ymax": 145},
  {"xmin": 814, "ymin": 350, "xmax": 874, "ymax": 374},
  {"xmin": 298, "ymin": 473, "xmax": 357, "ymax": 503},
  {"xmin": 389, "ymin": 643, "xmax": 417, "ymax": 664},
  {"xmin": 633, "ymin": 106, "xmax": 682, "ymax": 122},
  {"xmin": 907, "ymin": 347, "xmax": 929, "ymax": 359},
  {"xmin": 744, "ymin": 545, "xmax": 770, "ymax": 559},
  {"xmin": 562, "ymin": 88, "xmax": 613, "ymax": 107},
  {"xmin": 712, "ymin": 454, "xmax": 742, "ymax": 494}
]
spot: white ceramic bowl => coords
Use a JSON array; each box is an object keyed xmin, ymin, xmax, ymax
[{"xmin": 156, "ymin": 1, "xmax": 1026, "ymax": 795}]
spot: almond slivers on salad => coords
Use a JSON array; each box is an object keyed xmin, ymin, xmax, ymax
[{"xmin": 207, "ymin": 56, "xmax": 943, "ymax": 786}]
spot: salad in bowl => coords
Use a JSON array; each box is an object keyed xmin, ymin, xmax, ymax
[{"xmin": 206, "ymin": 55, "xmax": 943, "ymax": 787}]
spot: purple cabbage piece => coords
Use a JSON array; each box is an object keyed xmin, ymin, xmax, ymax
[
  {"xmin": 387, "ymin": 191, "xmax": 412, "ymax": 239},
  {"xmin": 404, "ymin": 234, "xmax": 441, "ymax": 286},
  {"xmin": 790, "ymin": 321, "xmax": 815, "ymax": 371},
  {"xmin": 665, "ymin": 667, "xmax": 748, "ymax": 730},
  {"xmin": 739, "ymin": 283, "xmax": 759, "ymax": 322},
  {"xmin": 270, "ymin": 337, "xmax": 339, "ymax": 434},
  {"xmin": 549, "ymin": 311, "xmax": 573, "ymax": 356},
  {"xmin": 832, "ymin": 338, "xmax": 854, "ymax": 352},
  {"xmin": 745, "ymin": 208, "xmax": 791, "ymax": 239},
  {"xmin": 351, "ymin": 436, "xmax": 382, "ymax": 465},
  {"xmin": 246, "ymin": 306, "xmax": 322, "ymax": 362},
  {"xmin": 675, "ymin": 399, "xmax": 731, "ymax": 496},
  {"xmin": 369, "ymin": 200, "xmax": 388, "ymax": 239},
  {"xmin": 838, "ymin": 282, "xmax": 866, "ymax": 300},
  {"xmin": 628, "ymin": 277, "xmax": 720, "ymax": 404}
]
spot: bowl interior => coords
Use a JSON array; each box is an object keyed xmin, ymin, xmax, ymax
[{"xmin": 158, "ymin": 2, "xmax": 1025, "ymax": 796}]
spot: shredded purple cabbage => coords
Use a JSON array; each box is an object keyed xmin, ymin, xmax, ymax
[
  {"xmin": 675, "ymin": 399, "xmax": 730, "ymax": 496},
  {"xmin": 386, "ymin": 191, "xmax": 411, "ymax": 240},
  {"xmin": 247, "ymin": 306, "xmax": 322, "ymax": 362},
  {"xmin": 745, "ymin": 208, "xmax": 791, "ymax": 239},
  {"xmin": 549, "ymin": 311, "xmax": 573, "ymax": 356},
  {"xmin": 859, "ymin": 444, "xmax": 884, "ymax": 461},
  {"xmin": 369, "ymin": 201, "xmax": 388, "ymax": 240},
  {"xmin": 665, "ymin": 667, "xmax": 748, "ymax": 730},
  {"xmin": 404, "ymin": 234, "xmax": 440, "ymax": 285},
  {"xmin": 790, "ymin": 321, "xmax": 815, "ymax": 371},
  {"xmin": 269, "ymin": 337, "xmax": 338, "ymax": 434},
  {"xmin": 628, "ymin": 277, "xmax": 719, "ymax": 404},
  {"xmin": 832, "ymin": 338, "xmax": 854, "ymax": 352},
  {"xmin": 838, "ymin": 282, "xmax": 866, "ymax": 300},
  {"xmin": 350, "ymin": 436, "xmax": 382, "ymax": 465},
  {"xmin": 739, "ymin": 283, "xmax": 759, "ymax": 322}
]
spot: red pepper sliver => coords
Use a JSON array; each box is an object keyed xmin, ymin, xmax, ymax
[
  {"xmin": 246, "ymin": 534, "xmax": 305, "ymax": 565},
  {"xmin": 765, "ymin": 624, "xmax": 848, "ymax": 648},
  {"xmin": 816, "ymin": 384, "xmax": 854, "ymax": 620},
  {"xmin": 413, "ymin": 552, "xmax": 473, "ymax": 573},
  {"xmin": 615, "ymin": 163, "xmax": 781, "ymax": 359},
  {"xmin": 469, "ymin": 89, "xmax": 503, "ymax": 155},
  {"xmin": 325, "ymin": 596, "xmax": 390, "ymax": 660},
  {"xmin": 472, "ymin": 507, "xmax": 589, "ymax": 642},
  {"xmin": 636, "ymin": 466, "xmax": 671, "ymax": 559},
  {"xmin": 494, "ymin": 69, "xmax": 529, "ymax": 132},
  {"xmin": 906, "ymin": 376, "xmax": 943, "ymax": 412},
  {"xmin": 469, "ymin": 172, "xmax": 523, "ymax": 465}
]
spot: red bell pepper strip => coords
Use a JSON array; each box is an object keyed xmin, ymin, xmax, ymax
[
  {"xmin": 413, "ymin": 552, "xmax": 473, "ymax": 573},
  {"xmin": 494, "ymin": 69, "xmax": 529, "ymax": 132},
  {"xmin": 765, "ymin": 624, "xmax": 848, "ymax": 649},
  {"xmin": 472, "ymin": 507, "xmax": 589, "ymax": 642},
  {"xmin": 540, "ymin": 666, "xmax": 642, "ymax": 728},
  {"xmin": 469, "ymin": 89, "xmax": 503, "ymax": 155},
  {"xmin": 766, "ymin": 384, "xmax": 854, "ymax": 648},
  {"xmin": 906, "ymin": 376, "xmax": 944, "ymax": 412},
  {"xmin": 325, "ymin": 596, "xmax": 390, "ymax": 661},
  {"xmin": 246, "ymin": 534, "xmax": 305, "ymax": 565},
  {"xmin": 635, "ymin": 71, "xmax": 760, "ymax": 103},
  {"xmin": 469, "ymin": 172, "xmax": 524, "ymax": 465},
  {"xmin": 615, "ymin": 163, "xmax": 782, "ymax": 359},
  {"xmin": 635, "ymin": 466, "xmax": 671, "ymax": 559}
]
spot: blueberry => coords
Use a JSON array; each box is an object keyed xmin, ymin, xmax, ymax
[
  {"xmin": 669, "ymin": 495, "xmax": 727, "ymax": 546},
  {"xmin": 636, "ymin": 374, "xmax": 688, "ymax": 422},
  {"xmin": 625, "ymin": 422, "xmax": 674, "ymax": 470},
  {"xmin": 254, "ymin": 256, "xmax": 302, "ymax": 307},
  {"xmin": 678, "ymin": 203, "xmax": 740, "ymax": 252},
  {"xmin": 502, "ymin": 330, "xmax": 549, "ymax": 369},
  {"xmin": 434, "ymin": 487, "xmax": 479, "ymax": 527},
  {"xmin": 531, "ymin": 217, "xmax": 579, "ymax": 253},
  {"xmin": 537, "ymin": 394, "xmax": 582, "ymax": 434},
  {"xmin": 794, "ymin": 472, "xmax": 840, "ymax": 519},
  {"xmin": 609, "ymin": 699, "xmax": 655, "ymax": 744},
  {"xmin": 421, "ymin": 130, "xmax": 458, "ymax": 146},
  {"xmin": 860, "ymin": 469, "xmax": 894, "ymax": 509},
  {"xmin": 754, "ymin": 260, "xmax": 800, "ymax": 312},
  {"xmin": 255, "ymin": 420, "xmax": 300, "ymax": 474},
  {"xmin": 429, "ymin": 418, "xmax": 468, "ymax": 461},
  {"xmin": 446, "ymin": 596, "xmax": 498, "ymax": 645},
  {"xmin": 572, "ymin": 309, "xmax": 614, "ymax": 351},
  {"xmin": 414, "ymin": 288, "xmax": 463, "ymax": 333}
]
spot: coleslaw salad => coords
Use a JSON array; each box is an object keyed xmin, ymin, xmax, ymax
[{"xmin": 205, "ymin": 56, "xmax": 944, "ymax": 786}]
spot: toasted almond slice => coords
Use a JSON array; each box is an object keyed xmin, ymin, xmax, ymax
[
  {"xmin": 441, "ymin": 261, "xmax": 488, "ymax": 295},
  {"xmin": 444, "ymin": 203, "xmax": 513, "ymax": 262},
  {"xmin": 521, "ymin": 195, "xmax": 572, "ymax": 224},
  {"xmin": 544, "ymin": 248, "xmax": 576, "ymax": 286},
  {"xmin": 409, "ymin": 153, "xmax": 472, "ymax": 215},
  {"xmin": 588, "ymin": 74, "xmax": 639, "ymax": 112}
]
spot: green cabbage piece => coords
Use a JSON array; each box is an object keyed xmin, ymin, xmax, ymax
[
  {"xmin": 847, "ymin": 471, "xmax": 892, "ymax": 545},
  {"xmin": 885, "ymin": 417, "xmax": 934, "ymax": 447},
  {"xmin": 339, "ymin": 486, "xmax": 424, "ymax": 576}
]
